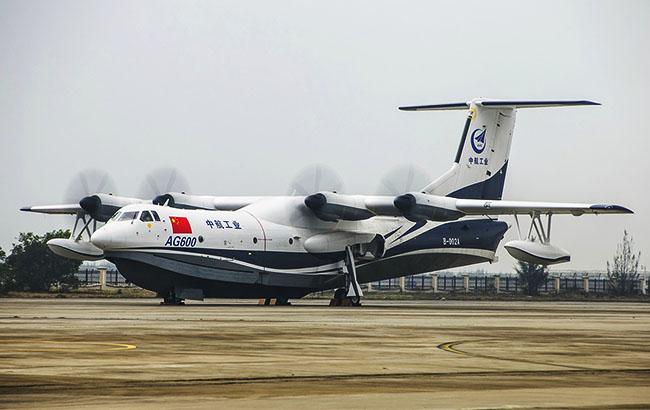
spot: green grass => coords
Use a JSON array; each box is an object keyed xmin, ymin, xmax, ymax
[{"xmin": 3, "ymin": 287, "xmax": 157, "ymax": 298}]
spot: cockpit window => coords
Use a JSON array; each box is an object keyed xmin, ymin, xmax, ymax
[
  {"xmin": 118, "ymin": 211, "xmax": 139, "ymax": 222},
  {"xmin": 140, "ymin": 211, "xmax": 154, "ymax": 222},
  {"xmin": 151, "ymin": 210, "xmax": 161, "ymax": 221},
  {"xmin": 108, "ymin": 211, "xmax": 121, "ymax": 223}
]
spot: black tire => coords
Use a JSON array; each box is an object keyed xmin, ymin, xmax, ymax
[
  {"xmin": 161, "ymin": 289, "xmax": 184, "ymax": 305},
  {"xmin": 348, "ymin": 296, "xmax": 362, "ymax": 306},
  {"xmin": 334, "ymin": 288, "xmax": 347, "ymax": 299}
]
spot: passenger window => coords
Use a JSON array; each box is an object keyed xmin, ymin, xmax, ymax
[
  {"xmin": 140, "ymin": 211, "xmax": 154, "ymax": 222},
  {"xmin": 151, "ymin": 210, "xmax": 161, "ymax": 221},
  {"xmin": 118, "ymin": 211, "xmax": 139, "ymax": 222}
]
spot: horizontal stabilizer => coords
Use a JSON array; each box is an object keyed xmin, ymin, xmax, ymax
[
  {"xmin": 399, "ymin": 99, "xmax": 600, "ymax": 111},
  {"xmin": 480, "ymin": 100, "xmax": 600, "ymax": 108},
  {"xmin": 399, "ymin": 102, "xmax": 469, "ymax": 111}
]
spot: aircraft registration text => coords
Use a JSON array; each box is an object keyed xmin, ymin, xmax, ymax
[{"xmin": 442, "ymin": 237, "xmax": 461, "ymax": 246}]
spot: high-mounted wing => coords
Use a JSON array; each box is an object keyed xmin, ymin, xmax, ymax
[
  {"xmin": 391, "ymin": 192, "xmax": 632, "ymax": 221},
  {"xmin": 22, "ymin": 193, "xmax": 149, "ymax": 222},
  {"xmin": 20, "ymin": 204, "xmax": 83, "ymax": 214},
  {"xmin": 455, "ymin": 199, "xmax": 633, "ymax": 216},
  {"xmin": 297, "ymin": 191, "xmax": 632, "ymax": 222}
]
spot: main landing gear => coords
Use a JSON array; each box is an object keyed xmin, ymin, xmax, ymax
[
  {"xmin": 160, "ymin": 289, "xmax": 185, "ymax": 305},
  {"xmin": 329, "ymin": 246, "xmax": 363, "ymax": 307}
]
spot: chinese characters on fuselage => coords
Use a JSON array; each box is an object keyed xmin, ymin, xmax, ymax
[{"xmin": 205, "ymin": 219, "xmax": 242, "ymax": 230}]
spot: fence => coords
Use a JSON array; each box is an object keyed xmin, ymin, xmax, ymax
[
  {"xmin": 370, "ymin": 273, "xmax": 648, "ymax": 295},
  {"xmin": 75, "ymin": 269, "xmax": 132, "ymax": 287},
  {"xmin": 76, "ymin": 268, "xmax": 648, "ymax": 295}
]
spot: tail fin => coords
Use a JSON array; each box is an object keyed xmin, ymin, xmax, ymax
[{"xmin": 399, "ymin": 99, "xmax": 600, "ymax": 200}]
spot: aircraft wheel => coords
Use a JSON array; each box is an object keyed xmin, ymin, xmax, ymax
[
  {"xmin": 160, "ymin": 290, "xmax": 185, "ymax": 305},
  {"xmin": 347, "ymin": 296, "xmax": 362, "ymax": 306},
  {"xmin": 333, "ymin": 288, "xmax": 347, "ymax": 299}
]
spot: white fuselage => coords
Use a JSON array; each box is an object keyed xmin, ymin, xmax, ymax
[{"xmin": 89, "ymin": 199, "xmax": 507, "ymax": 299}]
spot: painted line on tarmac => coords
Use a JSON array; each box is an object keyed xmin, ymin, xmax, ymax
[
  {"xmin": 0, "ymin": 340, "xmax": 137, "ymax": 352},
  {"xmin": 100, "ymin": 342, "xmax": 137, "ymax": 351},
  {"xmin": 437, "ymin": 340, "xmax": 467, "ymax": 355},
  {"xmin": 436, "ymin": 339, "xmax": 590, "ymax": 370}
]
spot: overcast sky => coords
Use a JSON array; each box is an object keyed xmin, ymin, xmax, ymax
[{"xmin": 1, "ymin": 0, "xmax": 648, "ymax": 273}]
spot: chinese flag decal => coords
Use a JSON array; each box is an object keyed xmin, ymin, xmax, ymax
[{"xmin": 169, "ymin": 216, "xmax": 192, "ymax": 234}]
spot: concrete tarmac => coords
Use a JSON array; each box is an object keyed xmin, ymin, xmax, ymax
[{"xmin": 1, "ymin": 298, "xmax": 650, "ymax": 409}]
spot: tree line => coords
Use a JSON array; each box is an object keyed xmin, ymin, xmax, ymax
[{"xmin": 0, "ymin": 230, "xmax": 81, "ymax": 293}]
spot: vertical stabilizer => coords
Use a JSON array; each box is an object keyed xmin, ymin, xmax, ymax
[{"xmin": 399, "ymin": 99, "xmax": 599, "ymax": 200}]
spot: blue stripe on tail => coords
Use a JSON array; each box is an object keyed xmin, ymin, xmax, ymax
[{"xmin": 448, "ymin": 161, "xmax": 509, "ymax": 200}]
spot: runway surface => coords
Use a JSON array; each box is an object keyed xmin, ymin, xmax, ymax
[{"xmin": 1, "ymin": 298, "xmax": 650, "ymax": 409}]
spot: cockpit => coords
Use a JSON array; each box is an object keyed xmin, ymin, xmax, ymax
[
  {"xmin": 92, "ymin": 205, "xmax": 167, "ymax": 251},
  {"xmin": 108, "ymin": 210, "xmax": 162, "ymax": 223}
]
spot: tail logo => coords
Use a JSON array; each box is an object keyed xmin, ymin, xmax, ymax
[{"xmin": 470, "ymin": 128, "xmax": 487, "ymax": 154}]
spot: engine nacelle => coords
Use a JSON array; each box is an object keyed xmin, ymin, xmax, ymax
[
  {"xmin": 504, "ymin": 240, "xmax": 571, "ymax": 265},
  {"xmin": 393, "ymin": 192, "xmax": 465, "ymax": 222},
  {"xmin": 153, "ymin": 193, "xmax": 260, "ymax": 211},
  {"xmin": 47, "ymin": 238, "xmax": 104, "ymax": 261},
  {"xmin": 303, "ymin": 232, "xmax": 384, "ymax": 258},
  {"xmin": 153, "ymin": 192, "xmax": 216, "ymax": 210},
  {"xmin": 79, "ymin": 193, "xmax": 148, "ymax": 222},
  {"xmin": 304, "ymin": 192, "xmax": 375, "ymax": 222}
]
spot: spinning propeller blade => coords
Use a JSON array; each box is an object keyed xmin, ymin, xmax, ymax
[
  {"xmin": 287, "ymin": 164, "xmax": 344, "ymax": 196},
  {"xmin": 377, "ymin": 165, "xmax": 431, "ymax": 195},
  {"xmin": 64, "ymin": 169, "xmax": 117, "ymax": 203},
  {"xmin": 138, "ymin": 167, "xmax": 191, "ymax": 200}
]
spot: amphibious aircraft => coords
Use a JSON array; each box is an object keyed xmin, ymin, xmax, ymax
[{"xmin": 21, "ymin": 99, "xmax": 632, "ymax": 305}]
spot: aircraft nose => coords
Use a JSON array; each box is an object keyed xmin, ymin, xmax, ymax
[{"xmin": 91, "ymin": 228, "xmax": 113, "ymax": 250}]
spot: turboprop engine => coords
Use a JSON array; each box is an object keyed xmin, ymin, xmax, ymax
[
  {"xmin": 303, "ymin": 192, "xmax": 375, "ymax": 222},
  {"xmin": 393, "ymin": 192, "xmax": 465, "ymax": 222},
  {"xmin": 79, "ymin": 193, "xmax": 148, "ymax": 222},
  {"xmin": 504, "ymin": 240, "xmax": 570, "ymax": 265}
]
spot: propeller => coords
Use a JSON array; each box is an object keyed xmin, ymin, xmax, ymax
[
  {"xmin": 287, "ymin": 164, "xmax": 344, "ymax": 196},
  {"xmin": 61, "ymin": 169, "xmax": 117, "ymax": 224},
  {"xmin": 377, "ymin": 165, "xmax": 431, "ymax": 195},
  {"xmin": 286, "ymin": 164, "xmax": 344, "ymax": 227},
  {"xmin": 138, "ymin": 167, "xmax": 190, "ymax": 200},
  {"xmin": 64, "ymin": 169, "xmax": 117, "ymax": 203}
]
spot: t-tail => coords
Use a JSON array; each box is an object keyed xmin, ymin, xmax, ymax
[{"xmin": 399, "ymin": 99, "xmax": 600, "ymax": 200}]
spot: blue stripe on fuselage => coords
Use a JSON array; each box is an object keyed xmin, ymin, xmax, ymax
[
  {"xmin": 393, "ymin": 220, "xmax": 426, "ymax": 242},
  {"xmin": 385, "ymin": 219, "xmax": 508, "ymax": 257},
  {"xmin": 110, "ymin": 247, "xmax": 344, "ymax": 270}
]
